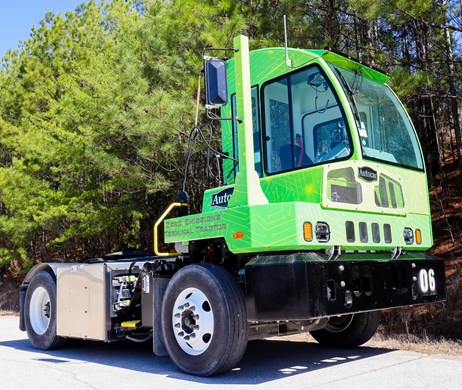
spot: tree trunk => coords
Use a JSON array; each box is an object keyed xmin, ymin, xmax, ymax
[
  {"xmin": 444, "ymin": 24, "xmax": 462, "ymax": 178},
  {"xmin": 412, "ymin": 19, "xmax": 440, "ymax": 179},
  {"xmin": 429, "ymin": 95, "xmax": 445, "ymax": 190}
]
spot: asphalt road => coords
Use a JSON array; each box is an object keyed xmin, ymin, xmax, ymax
[{"xmin": 1, "ymin": 315, "xmax": 461, "ymax": 390}]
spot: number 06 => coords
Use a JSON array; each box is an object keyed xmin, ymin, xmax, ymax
[{"xmin": 419, "ymin": 269, "xmax": 436, "ymax": 293}]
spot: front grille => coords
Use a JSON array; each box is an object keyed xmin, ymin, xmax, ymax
[{"xmin": 345, "ymin": 221, "xmax": 393, "ymax": 245}]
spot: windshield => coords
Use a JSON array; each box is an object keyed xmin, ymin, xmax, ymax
[{"xmin": 332, "ymin": 66, "xmax": 424, "ymax": 170}]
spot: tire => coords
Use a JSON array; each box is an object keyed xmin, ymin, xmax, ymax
[
  {"xmin": 161, "ymin": 263, "xmax": 248, "ymax": 376},
  {"xmin": 24, "ymin": 271, "xmax": 68, "ymax": 350},
  {"xmin": 310, "ymin": 311, "xmax": 381, "ymax": 348}
]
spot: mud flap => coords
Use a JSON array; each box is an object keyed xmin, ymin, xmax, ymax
[{"xmin": 153, "ymin": 276, "xmax": 169, "ymax": 356}]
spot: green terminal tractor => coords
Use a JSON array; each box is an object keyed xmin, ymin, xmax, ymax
[{"xmin": 19, "ymin": 35, "xmax": 446, "ymax": 377}]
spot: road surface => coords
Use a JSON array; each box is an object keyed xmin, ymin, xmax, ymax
[{"xmin": 1, "ymin": 315, "xmax": 461, "ymax": 389}]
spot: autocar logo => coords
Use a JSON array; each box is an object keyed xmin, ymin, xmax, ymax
[
  {"xmin": 358, "ymin": 166, "xmax": 378, "ymax": 181},
  {"xmin": 211, "ymin": 188, "xmax": 234, "ymax": 208}
]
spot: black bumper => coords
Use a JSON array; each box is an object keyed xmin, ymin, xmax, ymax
[{"xmin": 244, "ymin": 252, "xmax": 446, "ymax": 321}]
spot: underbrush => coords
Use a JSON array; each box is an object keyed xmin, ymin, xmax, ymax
[{"xmin": 0, "ymin": 279, "xmax": 19, "ymax": 313}]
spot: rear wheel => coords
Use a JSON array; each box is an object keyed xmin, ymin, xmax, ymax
[
  {"xmin": 310, "ymin": 311, "xmax": 381, "ymax": 347},
  {"xmin": 24, "ymin": 271, "xmax": 68, "ymax": 350},
  {"xmin": 161, "ymin": 263, "xmax": 248, "ymax": 376}
]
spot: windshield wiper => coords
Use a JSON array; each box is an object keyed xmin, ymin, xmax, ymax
[{"xmin": 334, "ymin": 67, "xmax": 361, "ymax": 123}]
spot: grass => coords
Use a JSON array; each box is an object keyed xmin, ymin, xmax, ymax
[
  {"xmin": 366, "ymin": 333, "xmax": 462, "ymax": 356},
  {"xmin": 270, "ymin": 331, "xmax": 462, "ymax": 356}
]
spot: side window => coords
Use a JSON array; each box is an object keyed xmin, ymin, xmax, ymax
[
  {"xmin": 252, "ymin": 88, "xmax": 262, "ymax": 176},
  {"xmin": 231, "ymin": 87, "xmax": 261, "ymax": 177},
  {"xmin": 263, "ymin": 65, "xmax": 351, "ymax": 175},
  {"xmin": 231, "ymin": 95, "xmax": 239, "ymax": 166},
  {"xmin": 263, "ymin": 82, "xmax": 291, "ymax": 174}
]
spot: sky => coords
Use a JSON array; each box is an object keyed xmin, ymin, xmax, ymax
[{"xmin": 0, "ymin": 1, "xmax": 88, "ymax": 59}]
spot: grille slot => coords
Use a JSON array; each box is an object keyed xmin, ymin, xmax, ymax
[
  {"xmin": 345, "ymin": 221, "xmax": 355, "ymax": 242},
  {"xmin": 359, "ymin": 222, "xmax": 368, "ymax": 243}
]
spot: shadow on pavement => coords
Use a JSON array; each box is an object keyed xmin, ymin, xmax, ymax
[{"xmin": 0, "ymin": 334, "xmax": 395, "ymax": 385}]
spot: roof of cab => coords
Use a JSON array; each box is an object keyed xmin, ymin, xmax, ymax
[{"xmin": 225, "ymin": 46, "xmax": 390, "ymax": 89}]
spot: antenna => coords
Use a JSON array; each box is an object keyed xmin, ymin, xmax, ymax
[{"xmin": 283, "ymin": 15, "xmax": 292, "ymax": 67}]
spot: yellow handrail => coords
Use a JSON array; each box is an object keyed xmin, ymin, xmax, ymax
[{"xmin": 153, "ymin": 202, "xmax": 188, "ymax": 256}]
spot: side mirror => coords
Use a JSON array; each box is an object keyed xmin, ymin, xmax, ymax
[{"xmin": 204, "ymin": 59, "xmax": 228, "ymax": 107}]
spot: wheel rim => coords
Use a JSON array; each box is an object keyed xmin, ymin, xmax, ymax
[
  {"xmin": 29, "ymin": 286, "xmax": 51, "ymax": 335},
  {"xmin": 324, "ymin": 314, "xmax": 354, "ymax": 333},
  {"xmin": 171, "ymin": 287, "xmax": 214, "ymax": 356}
]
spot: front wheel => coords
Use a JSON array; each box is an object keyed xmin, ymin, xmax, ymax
[
  {"xmin": 24, "ymin": 271, "xmax": 68, "ymax": 350},
  {"xmin": 161, "ymin": 263, "xmax": 248, "ymax": 376},
  {"xmin": 310, "ymin": 311, "xmax": 381, "ymax": 348}
]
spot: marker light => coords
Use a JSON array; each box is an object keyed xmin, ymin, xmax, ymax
[
  {"xmin": 233, "ymin": 232, "xmax": 244, "ymax": 239},
  {"xmin": 303, "ymin": 222, "xmax": 313, "ymax": 242},
  {"xmin": 415, "ymin": 229, "xmax": 422, "ymax": 245}
]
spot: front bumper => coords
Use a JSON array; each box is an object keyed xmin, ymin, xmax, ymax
[{"xmin": 244, "ymin": 252, "xmax": 446, "ymax": 321}]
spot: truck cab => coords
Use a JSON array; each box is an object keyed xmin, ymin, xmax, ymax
[{"xmin": 199, "ymin": 48, "xmax": 431, "ymax": 254}]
